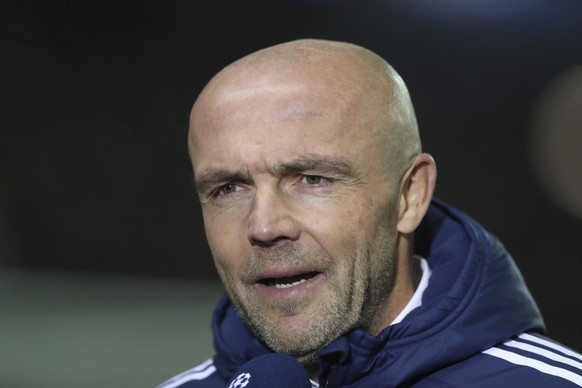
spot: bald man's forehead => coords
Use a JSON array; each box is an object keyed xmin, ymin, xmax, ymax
[{"xmin": 190, "ymin": 75, "xmax": 365, "ymax": 148}]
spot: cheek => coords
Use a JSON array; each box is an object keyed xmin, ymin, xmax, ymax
[
  {"xmin": 315, "ymin": 196, "xmax": 395, "ymax": 273},
  {"xmin": 203, "ymin": 210, "xmax": 249, "ymax": 273},
  {"xmin": 302, "ymin": 198, "xmax": 371, "ymax": 256},
  {"xmin": 336, "ymin": 196, "xmax": 375, "ymax": 231}
]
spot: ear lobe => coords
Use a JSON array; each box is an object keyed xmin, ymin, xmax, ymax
[{"xmin": 397, "ymin": 153, "xmax": 437, "ymax": 234}]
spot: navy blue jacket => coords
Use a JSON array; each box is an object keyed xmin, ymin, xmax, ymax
[{"xmin": 160, "ymin": 200, "xmax": 582, "ymax": 387}]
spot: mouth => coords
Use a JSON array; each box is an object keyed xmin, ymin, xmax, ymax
[{"xmin": 257, "ymin": 271, "xmax": 320, "ymax": 289}]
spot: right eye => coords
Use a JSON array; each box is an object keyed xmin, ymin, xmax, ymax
[{"xmin": 215, "ymin": 183, "xmax": 239, "ymax": 196}]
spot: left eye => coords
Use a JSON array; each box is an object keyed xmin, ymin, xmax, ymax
[
  {"xmin": 217, "ymin": 183, "xmax": 239, "ymax": 195},
  {"xmin": 302, "ymin": 175, "xmax": 324, "ymax": 184}
]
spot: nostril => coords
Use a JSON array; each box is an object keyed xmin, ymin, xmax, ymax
[
  {"xmin": 247, "ymin": 217, "xmax": 301, "ymax": 246},
  {"xmin": 248, "ymin": 234, "xmax": 296, "ymax": 247}
]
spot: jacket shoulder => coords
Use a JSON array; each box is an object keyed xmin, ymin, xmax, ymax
[
  {"xmin": 158, "ymin": 358, "xmax": 226, "ymax": 388},
  {"xmin": 414, "ymin": 333, "xmax": 582, "ymax": 387}
]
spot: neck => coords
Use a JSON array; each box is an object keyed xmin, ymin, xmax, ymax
[{"xmin": 368, "ymin": 233, "xmax": 419, "ymax": 335}]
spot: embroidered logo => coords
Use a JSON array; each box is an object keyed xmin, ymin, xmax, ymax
[{"xmin": 229, "ymin": 372, "xmax": 251, "ymax": 388}]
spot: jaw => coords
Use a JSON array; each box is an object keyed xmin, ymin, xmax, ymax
[{"xmin": 229, "ymin": 271, "xmax": 358, "ymax": 357}]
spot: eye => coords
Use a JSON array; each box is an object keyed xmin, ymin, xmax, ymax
[
  {"xmin": 302, "ymin": 175, "xmax": 324, "ymax": 185},
  {"xmin": 216, "ymin": 183, "xmax": 239, "ymax": 196}
]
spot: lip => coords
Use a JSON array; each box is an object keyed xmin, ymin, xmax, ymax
[
  {"xmin": 253, "ymin": 268, "xmax": 325, "ymax": 299},
  {"xmin": 255, "ymin": 267, "xmax": 320, "ymax": 282}
]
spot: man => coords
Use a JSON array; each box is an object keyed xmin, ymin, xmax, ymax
[{"xmin": 161, "ymin": 39, "xmax": 582, "ymax": 387}]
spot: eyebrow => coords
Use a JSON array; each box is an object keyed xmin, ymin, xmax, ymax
[
  {"xmin": 194, "ymin": 154, "xmax": 359, "ymax": 195},
  {"xmin": 195, "ymin": 169, "xmax": 250, "ymax": 196},
  {"xmin": 272, "ymin": 154, "xmax": 357, "ymax": 177}
]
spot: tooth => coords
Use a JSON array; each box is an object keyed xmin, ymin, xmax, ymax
[{"xmin": 273, "ymin": 278, "xmax": 307, "ymax": 289}]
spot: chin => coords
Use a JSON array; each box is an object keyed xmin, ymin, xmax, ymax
[
  {"xmin": 294, "ymin": 350, "xmax": 320, "ymax": 366},
  {"xmin": 260, "ymin": 318, "xmax": 353, "ymax": 366},
  {"xmin": 266, "ymin": 336, "xmax": 320, "ymax": 366}
]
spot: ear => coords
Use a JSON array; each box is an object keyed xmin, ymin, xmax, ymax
[{"xmin": 397, "ymin": 153, "xmax": 437, "ymax": 234}]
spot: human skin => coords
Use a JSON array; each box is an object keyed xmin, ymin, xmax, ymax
[{"xmin": 188, "ymin": 39, "xmax": 436, "ymax": 366}]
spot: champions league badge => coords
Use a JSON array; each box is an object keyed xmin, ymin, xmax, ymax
[{"xmin": 228, "ymin": 372, "xmax": 251, "ymax": 388}]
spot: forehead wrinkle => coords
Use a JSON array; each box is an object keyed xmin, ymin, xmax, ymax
[
  {"xmin": 204, "ymin": 86, "xmax": 330, "ymax": 138},
  {"xmin": 270, "ymin": 154, "xmax": 361, "ymax": 178}
]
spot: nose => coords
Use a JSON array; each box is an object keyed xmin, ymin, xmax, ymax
[{"xmin": 247, "ymin": 186, "xmax": 301, "ymax": 247}]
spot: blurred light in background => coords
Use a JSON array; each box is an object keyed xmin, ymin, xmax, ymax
[{"xmin": 529, "ymin": 66, "xmax": 582, "ymax": 220}]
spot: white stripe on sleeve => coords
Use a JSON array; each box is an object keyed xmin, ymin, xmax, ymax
[
  {"xmin": 505, "ymin": 339, "xmax": 582, "ymax": 371},
  {"xmin": 158, "ymin": 359, "xmax": 217, "ymax": 388},
  {"xmin": 519, "ymin": 333, "xmax": 582, "ymax": 362},
  {"xmin": 483, "ymin": 347, "xmax": 582, "ymax": 386}
]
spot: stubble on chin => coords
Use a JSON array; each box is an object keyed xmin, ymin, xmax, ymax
[{"xmin": 217, "ymin": 244, "xmax": 364, "ymax": 362}]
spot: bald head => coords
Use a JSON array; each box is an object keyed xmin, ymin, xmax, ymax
[
  {"xmin": 190, "ymin": 39, "xmax": 421, "ymax": 181},
  {"xmin": 188, "ymin": 40, "xmax": 436, "ymax": 357}
]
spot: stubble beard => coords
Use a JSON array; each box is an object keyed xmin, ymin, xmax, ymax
[
  {"xmin": 357, "ymin": 200, "xmax": 400, "ymax": 333},
  {"xmin": 219, "ymin": 244, "xmax": 361, "ymax": 364},
  {"xmin": 217, "ymin": 227, "xmax": 397, "ymax": 365}
]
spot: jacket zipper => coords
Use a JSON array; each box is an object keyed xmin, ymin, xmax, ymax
[{"xmin": 322, "ymin": 366, "xmax": 334, "ymax": 388}]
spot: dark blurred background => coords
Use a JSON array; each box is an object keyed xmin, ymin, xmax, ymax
[{"xmin": 1, "ymin": 0, "xmax": 581, "ymax": 384}]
